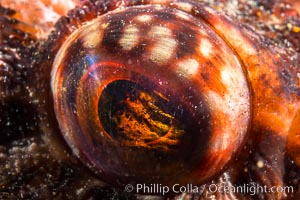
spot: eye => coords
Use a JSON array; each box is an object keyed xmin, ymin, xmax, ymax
[{"xmin": 51, "ymin": 3, "xmax": 250, "ymax": 186}]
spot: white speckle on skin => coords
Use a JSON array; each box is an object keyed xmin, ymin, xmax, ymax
[
  {"xmin": 148, "ymin": 4, "xmax": 163, "ymax": 10},
  {"xmin": 220, "ymin": 64, "xmax": 250, "ymax": 120},
  {"xmin": 176, "ymin": 58, "xmax": 199, "ymax": 77},
  {"xmin": 203, "ymin": 60, "xmax": 250, "ymax": 151},
  {"xmin": 82, "ymin": 23, "xmax": 107, "ymax": 48},
  {"xmin": 206, "ymin": 90, "xmax": 227, "ymax": 113},
  {"xmin": 199, "ymin": 38, "xmax": 213, "ymax": 57},
  {"xmin": 215, "ymin": 23, "xmax": 257, "ymax": 56},
  {"xmin": 119, "ymin": 24, "xmax": 140, "ymax": 50},
  {"xmin": 136, "ymin": 15, "xmax": 152, "ymax": 22},
  {"xmin": 204, "ymin": 6, "xmax": 215, "ymax": 15},
  {"xmin": 171, "ymin": 2, "xmax": 193, "ymax": 12},
  {"xmin": 148, "ymin": 26, "xmax": 177, "ymax": 64},
  {"xmin": 176, "ymin": 11, "xmax": 191, "ymax": 20}
]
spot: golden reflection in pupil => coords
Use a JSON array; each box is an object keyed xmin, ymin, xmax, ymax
[{"xmin": 99, "ymin": 81, "xmax": 185, "ymax": 150}]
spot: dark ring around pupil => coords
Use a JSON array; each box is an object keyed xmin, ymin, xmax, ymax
[{"xmin": 98, "ymin": 79, "xmax": 211, "ymax": 154}]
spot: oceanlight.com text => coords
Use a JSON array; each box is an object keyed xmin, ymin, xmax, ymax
[{"xmin": 124, "ymin": 183, "xmax": 294, "ymax": 196}]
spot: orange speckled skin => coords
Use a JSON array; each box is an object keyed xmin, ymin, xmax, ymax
[{"xmin": 0, "ymin": 0, "xmax": 300, "ymax": 199}]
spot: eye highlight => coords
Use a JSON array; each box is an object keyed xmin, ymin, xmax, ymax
[{"xmin": 51, "ymin": 4, "xmax": 250, "ymax": 186}]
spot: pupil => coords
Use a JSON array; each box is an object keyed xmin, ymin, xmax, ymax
[
  {"xmin": 98, "ymin": 80, "xmax": 186, "ymax": 151},
  {"xmin": 98, "ymin": 79, "xmax": 212, "ymax": 178}
]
